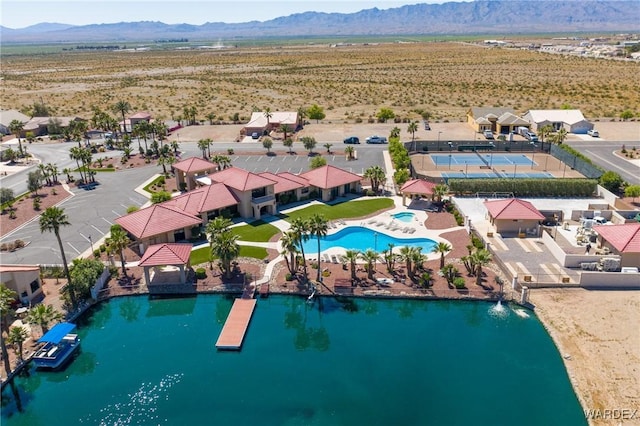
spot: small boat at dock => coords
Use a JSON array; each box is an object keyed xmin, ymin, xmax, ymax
[{"xmin": 33, "ymin": 322, "xmax": 80, "ymax": 370}]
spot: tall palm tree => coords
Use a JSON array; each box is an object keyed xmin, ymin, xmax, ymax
[
  {"xmin": 279, "ymin": 124, "xmax": 291, "ymax": 141},
  {"xmin": 398, "ymin": 246, "xmax": 414, "ymax": 278},
  {"xmin": 364, "ymin": 166, "xmax": 386, "ymax": 194},
  {"xmin": 410, "ymin": 248, "xmax": 425, "ymax": 276},
  {"xmin": 432, "ymin": 242, "xmax": 452, "ymax": 269},
  {"xmin": 112, "ymin": 100, "xmax": 131, "ymax": 136},
  {"xmin": 0, "ymin": 285, "xmax": 17, "ymax": 377},
  {"xmin": 359, "ymin": 249, "xmax": 379, "ymax": 280},
  {"xmin": 197, "ymin": 139, "xmax": 210, "ymax": 159},
  {"xmin": 538, "ymin": 124, "xmax": 554, "ymax": 151},
  {"xmin": 290, "ymin": 217, "xmax": 311, "ymax": 280},
  {"xmin": 7, "ymin": 326, "xmax": 29, "ymax": 362},
  {"xmin": 308, "ymin": 213, "xmax": 329, "ymax": 281},
  {"xmin": 206, "ymin": 112, "xmax": 216, "ymax": 125},
  {"xmin": 470, "ymin": 248, "xmax": 492, "ymax": 285},
  {"xmin": 25, "ymin": 303, "xmax": 63, "ymax": 335},
  {"xmin": 407, "ymin": 120, "xmax": 418, "ymax": 150},
  {"xmin": 433, "ymin": 184, "xmax": 448, "ymax": 203},
  {"xmin": 297, "ymin": 106, "xmax": 307, "ymax": 129},
  {"xmin": 263, "ymin": 107, "xmax": 273, "ymax": 130},
  {"xmin": 280, "ymin": 231, "xmax": 299, "ymax": 274},
  {"xmin": 40, "ymin": 207, "xmax": 76, "ymax": 308},
  {"xmin": 343, "ymin": 249, "xmax": 360, "ymax": 281},
  {"xmin": 381, "ymin": 243, "xmax": 396, "ymax": 273},
  {"xmin": 106, "ymin": 225, "xmax": 131, "ymax": 277},
  {"xmin": 551, "ymin": 128, "xmax": 568, "ymax": 145},
  {"xmin": 69, "ymin": 147, "xmax": 85, "ymax": 183},
  {"xmin": 390, "ymin": 126, "xmax": 401, "ymax": 139},
  {"xmin": 9, "ymin": 120, "xmax": 25, "ymax": 156}
]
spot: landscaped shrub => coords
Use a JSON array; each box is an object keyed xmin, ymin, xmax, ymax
[
  {"xmin": 285, "ymin": 273, "xmax": 293, "ymax": 281},
  {"xmin": 448, "ymin": 178, "xmax": 598, "ymax": 197},
  {"xmin": 14, "ymin": 239, "xmax": 25, "ymax": 248},
  {"xmin": 453, "ymin": 277, "xmax": 466, "ymax": 289},
  {"xmin": 195, "ymin": 268, "xmax": 207, "ymax": 279},
  {"xmin": 471, "ymin": 235, "xmax": 484, "ymax": 250},
  {"xmin": 93, "ymin": 249, "xmax": 101, "ymax": 258}
]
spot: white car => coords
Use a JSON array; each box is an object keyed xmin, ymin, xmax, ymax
[{"xmin": 587, "ymin": 129, "xmax": 599, "ymax": 137}]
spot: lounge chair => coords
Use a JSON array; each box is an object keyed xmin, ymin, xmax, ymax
[
  {"xmin": 331, "ymin": 255, "xmax": 338, "ymax": 264},
  {"xmin": 368, "ymin": 219, "xmax": 377, "ymax": 224},
  {"xmin": 402, "ymin": 227, "xmax": 409, "ymax": 233},
  {"xmin": 408, "ymin": 228, "xmax": 416, "ymax": 234}
]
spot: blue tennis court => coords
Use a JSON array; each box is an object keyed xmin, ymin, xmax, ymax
[{"xmin": 432, "ymin": 153, "xmax": 534, "ymax": 166}]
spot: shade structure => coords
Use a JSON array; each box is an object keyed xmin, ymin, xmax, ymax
[{"xmin": 38, "ymin": 322, "xmax": 76, "ymax": 344}]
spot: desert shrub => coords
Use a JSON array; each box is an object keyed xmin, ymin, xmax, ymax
[
  {"xmin": 14, "ymin": 239, "xmax": 25, "ymax": 248},
  {"xmin": 126, "ymin": 205, "xmax": 139, "ymax": 213},
  {"xmin": 195, "ymin": 268, "xmax": 207, "ymax": 279},
  {"xmin": 227, "ymin": 148, "xmax": 234, "ymax": 155},
  {"xmin": 285, "ymin": 273, "xmax": 293, "ymax": 281},
  {"xmin": 32, "ymin": 197, "xmax": 41, "ymax": 210}
]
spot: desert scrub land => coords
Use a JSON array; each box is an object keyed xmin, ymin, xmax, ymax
[{"xmin": 1, "ymin": 41, "xmax": 638, "ymax": 122}]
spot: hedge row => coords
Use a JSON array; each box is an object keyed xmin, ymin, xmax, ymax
[{"xmin": 448, "ymin": 178, "xmax": 598, "ymax": 197}]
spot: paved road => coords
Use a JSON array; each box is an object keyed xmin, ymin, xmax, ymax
[
  {"xmin": 565, "ymin": 139, "xmax": 640, "ymax": 185},
  {"xmin": 1, "ymin": 140, "xmax": 387, "ymax": 265}
]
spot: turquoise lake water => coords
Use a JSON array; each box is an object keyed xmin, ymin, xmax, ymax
[
  {"xmin": 302, "ymin": 226, "xmax": 436, "ymax": 254},
  {"xmin": 1, "ymin": 295, "xmax": 586, "ymax": 425}
]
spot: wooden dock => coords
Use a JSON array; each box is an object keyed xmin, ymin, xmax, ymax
[{"xmin": 215, "ymin": 298, "xmax": 256, "ymax": 350}]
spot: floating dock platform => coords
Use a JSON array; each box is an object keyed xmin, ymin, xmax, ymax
[{"xmin": 215, "ymin": 298, "xmax": 256, "ymax": 350}]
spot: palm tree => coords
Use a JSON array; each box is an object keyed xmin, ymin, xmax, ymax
[
  {"xmin": 345, "ymin": 145, "xmax": 355, "ymax": 161},
  {"xmin": 410, "ymin": 247, "xmax": 425, "ymax": 276},
  {"xmin": 8, "ymin": 120, "xmax": 25, "ymax": 156},
  {"xmin": 323, "ymin": 143, "xmax": 333, "ymax": 154},
  {"xmin": 390, "ymin": 126, "xmax": 401, "ymax": 139},
  {"xmin": 433, "ymin": 184, "xmax": 448, "ymax": 203},
  {"xmin": 398, "ymin": 246, "xmax": 414, "ymax": 278},
  {"xmin": 210, "ymin": 230, "xmax": 240, "ymax": 279},
  {"xmin": 381, "ymin": 243, "xmax": 396, "ymax": 273},
  {"xmin": 407, "ymin": 120, "xmax": 418, "ymax": 150},
  {"xmin": 279, "ymin": 124, "xmax": 291, "ymax": 141},
  {"xmin": 470, "ymin": 248, "xmax": 492, "ymax": 285},
  {"xmin": 7, "ymin": 326, "xmax": 29, "ymax": 362},
  {"xmin": 297, "ymin": 106, "xmax": 307, "ymax": 129},
  {"xmin": 197, "ymin": 138, "xmax": 210, "ymax": 159},
  {"xmin": 40, "ymin": 207, "xmax": 76, "ymax": 308},
  {"xmin": 69, "ymin": 146, "xmax": 85, "ymax": 183},
  {"xmin": 290, "ymin": 217, "xmax": 311, "ymax": 280},
  {"xmin": 0, "ymin": 285, "xmax": 17, "ymax": 376},
  {"xmin": 206, "ymin": 112, "xmax": 216, "ymax": 125},
  {"xmin": 25, "ymin": 303, "xmax": 63, "ymax": 335},
  {"xmin": 359, "ymin": 249, "xmax": 379, "ymax": 280},
  {"xmin": 263, "ymin": 107, "xmax": 273, "ymax": 130},
  {"xmin": 46, "ymin": 162, "xmax": 59, "ymax": 184},
  {"xmin": 538, "ymin": 124, "xmax": 554, "ymax": 151},
  {"xmin": 551, "ymin": 128, "xmax": 568, "ymax": 145},
  {"xmin": 106, "ymin": 225, "xmax": 131, "ymax": 277},
  {"xmin": 280, "ymin": 231, "xmax": 299, "ymax": 274},
  {"xmin": 308, "ymin": 213, "xmax": 329, "ymax": 281},
  {"xmin": 364, "ymin": 166, "xmax": 386, "ymax": 194},
  {"xmin": 343, "ymin": 249, "xmax": 360, "ymax": 281},
  {"xmin": 112, "ymin": 100, "xmax": 131, "ymax": 136},
  {"xmin": 432, "ymin": 242, "xmax": 452, "ymax": 269}
]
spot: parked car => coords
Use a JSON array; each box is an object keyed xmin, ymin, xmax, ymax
[
  {"xmin": 343, "ymin": 136, "xmax": 360, "ymax": 144},
  {"xmin": 524, "ymin": 131, "xmax": 539, "ymax": 142},
  {"xmin": 587, "ymin": 129, "xmax": 599, "ymax": 137},
  {"xmin": 483, "ymin": 130, "xmax": 494, "ymax": 140},
  {"xmin": 251, "ymin": 132, "xmax": 259, "ymax": 139},
  {"xmin": 365, "ymin": 135, "xmax": 387, "ymax": 144},
  {"xmin": 424, "ymin": 121, "xmax": 431, "ymax": 130}
]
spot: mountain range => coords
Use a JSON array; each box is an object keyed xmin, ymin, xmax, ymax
[{"xmin": 2, "ymin": 1, "xmax": 639, "ymax": 43}]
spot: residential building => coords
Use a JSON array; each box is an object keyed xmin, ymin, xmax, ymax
[
  {"xmin": 172, "ymin": 157, "xmax": 218, "ymax": 191},
  {"xmin": 0, "ymin": 265, "xmax": 43, "ymax": 305},
  {"xmin": 523, "ymin": 109, "xmax": 594, "ymax": 134},
  {"xmin": 300, "ymin": 165, "xmax": 362, "ymax": 202},
  {"xmin": 0, "ymin": 110, "xmax": 30, "ymax": 135},
  {"xmin": 243, "ymin": 111, "xmax": 299, "ymax": 136},
  {"xmin": 484, "ymin": 198, "xmax": 545, "ymax": 235}
]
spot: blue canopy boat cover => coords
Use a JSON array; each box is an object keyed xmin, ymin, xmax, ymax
[{"xmin": 38, "ymin": 322, "xmax": 76, "ymax": 344}]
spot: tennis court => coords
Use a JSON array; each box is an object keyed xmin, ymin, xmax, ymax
[{"xmin": 432, "ymin": 153, "xmax": 534, "ymax": 167}]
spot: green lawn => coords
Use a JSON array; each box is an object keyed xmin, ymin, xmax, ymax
[
  {"xmin": 190, "ymin": 245, "xmax": 268, "ymax": 265},
  {"xmin": 281, "ymin": 198, "xmax": 394, "ymax": 222},
  {"xmin": 232, "ymin": 220, "xmax": 280, "ymax": 242}
]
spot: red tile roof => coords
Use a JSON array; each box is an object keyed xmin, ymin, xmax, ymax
[
  {"xmin": 172, "ymin": 157, "xmax": 216, "ymax": 173},
  {"xmin": 165, "ymin": 183, "xmax": 238, "ymax": 215},
  {"xmin": 593, "ymin": 223, "xmax": 640, "ymax": 253},
  {"xmin": 139, "ymin": 243, "xmax": 192, "ymax": 266},
  {"xmin": 115, "ymin": 204, "xmax": 201, "ymax": 239},
  {"xmin": 300, "ymin": 165, "xmax": 361, "ymax": 189},
  {"xmin": 208, "ymin": 167, "xmax": 277, "ymax": 191},
  {"xmin": 259, "ymin": 172, "xmax": 306, "ymax": 193},
  {"xmin": 484, "ymin": 198, "xmax": 545, "ymax": 220},
  {"xmin": 277, "ymin": 172, "xmax": 310, "ymax": 187},
  {"xmin": 0, "ymin": 265, "xmax": 40, "ymax": 273},
  {"xmin": 400, "ymin": 179, "xmax": 437, "ymax": 195}
]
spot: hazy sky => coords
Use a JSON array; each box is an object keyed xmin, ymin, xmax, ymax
[{"xmin": 1, "ymin": 1, "xmax": 443, "ymax": 29}]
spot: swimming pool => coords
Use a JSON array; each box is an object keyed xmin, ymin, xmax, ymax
[
  {"xmin": 301, "ymin": 226, "xmax": 436, "ymax": 253},
  {"xmin": 392, "ymin": 212, "xmax": 415, "ymax": 223}
]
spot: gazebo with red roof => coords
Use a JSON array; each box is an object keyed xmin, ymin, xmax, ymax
[
  {"xmin": 484, "ymin": 198, "xmax": 544, "ymax": 236},
  {"xmin": 300, "ymin": 165, "xmax": 361, "ymax": 202},
  {"xmin": 399, "ymin": 179, "xmax": 437, "ymax": 206},
  {"xmin": 172, "ymin": 157, "xmax": 217, "ymax": 191},
  {"xmin": 592, "ymin": 223, "xmax": 640, "ymax": 267},
  {"xmin": 138, "ymin": 243, "xmax": 193, "ymax": 287}
]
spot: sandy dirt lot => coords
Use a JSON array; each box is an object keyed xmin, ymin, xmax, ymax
[{"xmin": 529, "ymin": 288, "xmax": 640, "ymax": 425}]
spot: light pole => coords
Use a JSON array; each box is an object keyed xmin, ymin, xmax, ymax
[
  {"xmin": 448, "ymin": 141, "xmax": 453, "ymax": 170},
  {"xmin": 489, "ymin": 142, "xmax": 494, "ymax": 167},
  {"xmin": 88, "ymin": 235, "xmax": 94, "ymax": 254},
  {"xmin": 513, "ymin": 164, "xmax": 517, "ymax": 178},
  {"xmin": 465, "ymin": 161, "xmax": 468, "ymax": 177},
  {"xmin": 437, "ymin": 131, "xmax": 442, "ymax": 151},
  {"xmin": 374, "ymin": 232, "xmax": 378, "ymax": 252},
  {"xmin": 530, "ymin": 142, "xmax": 536, "ymax": 169}
]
